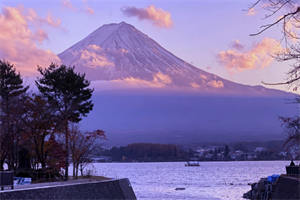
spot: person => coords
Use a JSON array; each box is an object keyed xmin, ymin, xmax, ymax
[{"xmin": 290, "ymin": 160, "xmax": 295, "ymax": 166}]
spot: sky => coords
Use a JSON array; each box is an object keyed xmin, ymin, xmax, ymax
[{"xmin": 0, "ymin": 0, "xmax": 294, "ymax": 92}]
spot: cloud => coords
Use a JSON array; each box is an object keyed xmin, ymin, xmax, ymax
[
  {"xmin": 231, "ymin": 40, "xmax": 244, "ymax": 50},
  {"xmin": 190, "ymin": 82, "xmax": 200, "ymax": 88},
  {"xmin": 62, "ymin": 0, "xmax": 76, "ymax": 10},
  {"xmin": 247, "ymin": 8, "xmax": 256, "ymax": 16},
  {"xmin": 67, "ymin": 44, "xmax": 131, "ymax": 69},
  {"xmin": 111, "ymin": 72, "xmax": 173, "ymax": 89},
  {"xmin": 207, "ymin": 80, "xmax": 224, "ymax": 88},
  {"xmin": 200, "ymin": 74, "xmax": 207, "ymax": 80},
  {"xmin": 0, "ymin": 6, "xmax": 61, "ymax": 75},
  {"xmin": 122, "ymin": 5, "xmax": 172, "ymax": 28},
  {"xmin": 217, "ymin": 38, "xmax": 282, "ymax": 72},
  {"xmin": 79, "ymin": 45, "xmax": 115, "ymax": 68},
  {"xmin": 26, "ymin": 9, "xmax": 61, "ymax": 28},
  {"xmin": 44, "ymin": 14, "xmax": 62, "ymax": 27},
  {"xmin": 85, "ymin": 7, "xmax": 94, "ymax": 15},
  {"xmin": 62, "ymin": 0, "xmax": 94, "ymax": 15},
  {"xmin": 153, "ymin": 72, "xmax": 172, "ymax": 85}
]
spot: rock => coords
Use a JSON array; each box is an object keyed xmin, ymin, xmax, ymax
[
  {"xmin": 175, "ymin": 188, "xmax": 185, "ymax": 191},
  {"xmin": 243, "ymin": 175, "xmax": 300, "ymax": 200}
]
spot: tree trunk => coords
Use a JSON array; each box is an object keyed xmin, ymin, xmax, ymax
[
  {"xmin": 64, "ymin": 120, "xmax": 69, "ymax": 180},
  {"xmin": 0, "ymin": 158, "xmax": 4, "ymax": 170},
  {"xmin": 76, "ymin": 163, "xmax": 79, "ymax": 177},
  {"xmin": 72, "ymin": 161, "xmax": 76, "ymax": 178},
  {"xmin": 41, "ymin": 136, "xmax": 46, "ymax": 170}
]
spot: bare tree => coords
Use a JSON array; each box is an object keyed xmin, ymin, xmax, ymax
[
  {"xmin": 250, "ymin": 0, "xmax": 300, "ymax": 89},
  {"xmin": 69, "ymin": 125, "xmax": 105, "ymax": 178},
  {"xmin": 280, "ymin": 117, "xmax": 300, "ymax": 159},
  {"xmin": 251, "ymin": 0, "xmax": 300, "ymax": 154}
]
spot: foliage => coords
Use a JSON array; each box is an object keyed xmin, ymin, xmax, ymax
[
  {"xmin": 0, "ymin": 61, "xmax": 99, "ymax": 183},
  {"xmin": 69, "ymin": 125, "xmax": 105, "ymax": 178},
  {"xmin": 36, "ymin": 64, "xmax": 94, "ymax": 180},
  {"xmin": 21, "ymin": 95, "xmax": 57, "ymax": 169},
  {"xmin": 0, "ymin": 60, "xmax": 28, "ymax": 170},
  {"xmin": 36, "ymin": 64, "xmax": 93, "ymax": 123}
]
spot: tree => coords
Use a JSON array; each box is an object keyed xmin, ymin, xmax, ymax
[
  {"xmin": 250, "ymin": 0, "xmax": 300, "ymax": 89},
  {"xmin": 36, "ymin": 64, "xmax": 94, "ymax": 180},
  {"xmin": 22, "ymin": 95, "xmax": 57, "ymax": 169},
  {"xmin": 250, "ymin": 0, "xmax": 300, "ymax": 152},
  {"xmin": 0, "ymin": 60, "xmax": 28, "ymax": 170},
  {"xmin": 224, "ymin": 145, "xmax": 230, "ymax": 160},
  {"xmin": 280, "ymin": 116, "xmax": 300, "ymax": 159},
  {"xmin": 69, "ymin": 125, "xmax": 105, "ymax": 178}
]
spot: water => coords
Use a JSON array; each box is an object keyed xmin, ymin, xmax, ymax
[{"xmin": 90, "ymin": 161, "xmax": 290, "ymax": 200}]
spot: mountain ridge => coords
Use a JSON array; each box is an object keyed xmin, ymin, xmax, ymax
[
  {"xmin": 58, "ymin": 22, "xmax": 288, "ymax": 96},
  {"xmin": 57, "ymin": 22, "xmax": 297, "ymax": 144}
]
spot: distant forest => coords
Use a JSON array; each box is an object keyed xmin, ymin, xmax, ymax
[
  {"xmin": 99, "ymin": 140, "xmax": 295, "ymax": 162},
  {"xmin": 101, "ymin": 143, "xmax": 191, "ymax": 162}
]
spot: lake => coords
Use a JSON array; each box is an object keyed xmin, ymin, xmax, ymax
[{"xmin": 90, "ymin": 161, "xmax": 290, "ymax": 200}]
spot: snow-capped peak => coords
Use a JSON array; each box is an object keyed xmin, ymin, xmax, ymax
[{"xmin": 58, "ymin": 22, "xmax": 287, "ymax": 96}]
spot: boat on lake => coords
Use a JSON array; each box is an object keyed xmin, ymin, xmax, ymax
[{"xmin": 185, "ymin": 161, "xmax": 200, "ymax": 167}]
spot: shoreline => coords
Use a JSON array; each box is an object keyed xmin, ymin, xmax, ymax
[{"xmin": 93, "ymin": 159, "xmax": 296, "ymax": 164}]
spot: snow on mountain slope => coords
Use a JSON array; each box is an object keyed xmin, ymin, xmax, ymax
[
  {"xmin": 59, "ymin": 22, "xmax": 287, "ymax": 96},
  {"xmin": 57, "ymin": 22, "xmax": 297, "ymax": 144}
]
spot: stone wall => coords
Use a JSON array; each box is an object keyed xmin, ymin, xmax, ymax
[
  {"xmin": 0, "ymin": 178, "xmax": 136, "ymax": 200},
  {"xmin": 272, "ymin": 175, "xmax": 300, "ymax": 199},
  {"xmin": 243, "ymin": 175, "xmax": 300, "ymax": 200}
]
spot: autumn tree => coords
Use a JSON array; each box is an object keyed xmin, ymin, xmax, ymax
[
  {"xmin": 69, "ymin": 125, "xmax": 105, "ymax": 178},
  {"xmin": 36, "ymin": 64, "xmax": 94, "ymax": 180},
  {"xmin": 0, "ymin": 60, "xmax": 28, "ymax": 170},
  {"xmin": 22, "ymin": 95, "xmax": 57, "ymax": 169}
]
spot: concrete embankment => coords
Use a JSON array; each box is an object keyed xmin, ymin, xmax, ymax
[
  {"xmin": 243, "ymin": 175, "xmax": 300, "ymax": 200},
  {"xmin": 0, "ymin": 178, "xmax": 136, "ymax": 199}
]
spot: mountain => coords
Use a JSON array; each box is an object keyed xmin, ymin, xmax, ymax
[
  {"xmin": 58, "ymin": 22, "xmax": 296, "ymax": 145},
  {"xmin": 59, "ymin": 22, "xmax": 285, "ymax": 96}
]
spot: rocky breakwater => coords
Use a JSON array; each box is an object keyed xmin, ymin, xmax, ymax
[{"xmin": 243, "ymin": 163, "xmax": 300, "ymax": 200}]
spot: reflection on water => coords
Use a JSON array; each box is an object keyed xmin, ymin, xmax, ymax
[{"xmin": 91, "ymin": 161, "xmax": 289, "ymax": 200}]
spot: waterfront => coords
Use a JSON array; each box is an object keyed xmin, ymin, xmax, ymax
[{"xmin": 91, "ymin": 161, "xmax": 290, "ymax": 200}]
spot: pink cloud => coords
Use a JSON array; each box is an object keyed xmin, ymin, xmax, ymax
[
  {"xmin": 207, "ymin": 80, "xmax": 224, "ymax": 88},
  {"xmin": 62, "ymin": 0, "xmax": 76, "ymax": 11},
  {"xmin": 44, "ymin": 14, "xmax": 62, "ymax": 27},
  {"xmin": 62, "ymin": 0, "xmax": 94, "ymax": 15},
  {"xmin": 79, "ymin": 47, "xmax": 115, "ymax": 68},
  {"xmin": 217, "ymin": 38, "xmax": 282, "ymax": 72},
  {"xmin": 247, "ymin": 8, "xmax": 256, "ymax": 16},
  {"xmin": 85, "ymin": 7, "xmax": 94, "ymax": 15},
  {"xmin": 190, "ymin": 82, "xmax": 200, "ymax": 88},
  {"xmin": 0, "ymin": 6, "xmax": 61, "ymax": 75},
  {"xmin": 112, "ymin": 72, "xmax": 172, "ymax": 88},
  {"xmin": 122, "ymin": 5, "xmax": 173, "ymax": 28},
  {"xmin": 231, "ymin": 40, "xmax": 244, "ymax": 50}
]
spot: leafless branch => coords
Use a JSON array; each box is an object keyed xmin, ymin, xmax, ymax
[{"xmin": 250, "ymin": 7, "xmax": 300, "ymax": 36}]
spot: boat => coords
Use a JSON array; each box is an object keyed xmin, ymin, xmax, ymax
[{"xmin": 185, "ymin": 161, "xmax": 200, "ymax": 167}]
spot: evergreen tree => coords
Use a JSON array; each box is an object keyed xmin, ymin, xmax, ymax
[
  {"xmin": 36, "ymin": 64, "xmax": 93, "ymax": 180},
  {"xmin": 0, "ymin": 60, "xmax": 28, "ymax": 170}
]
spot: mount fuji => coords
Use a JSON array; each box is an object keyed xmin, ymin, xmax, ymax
[
  {"xmin": 59, "ymin": 22, "xmax": 286, "ymax": 95},
  {"xmin": 58, "ymin": 22, "xmax": 296, "ymax": 145}
]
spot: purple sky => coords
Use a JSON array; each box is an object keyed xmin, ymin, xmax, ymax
[{"xmin": 0, "ymin": 0, "xmax": 292, "ymax": 92}]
